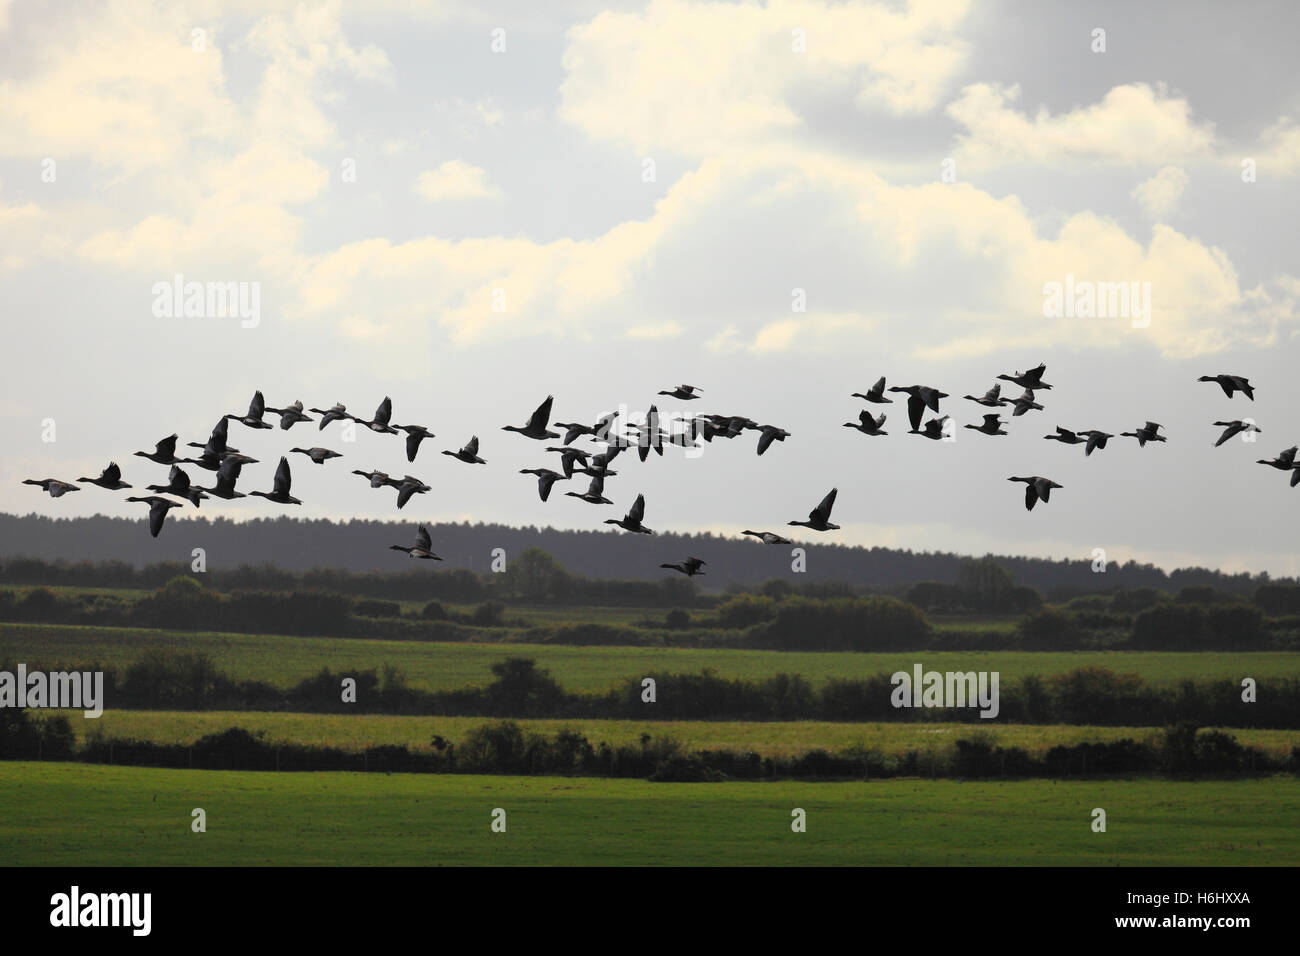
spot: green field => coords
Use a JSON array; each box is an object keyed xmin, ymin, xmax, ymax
[
  {"xmin": 72, "ymin": 710, "xmax": 1300, "ymax": 758},
  {"xmin": 6, "ymin": 622, "xmax": 1298, "ymax": 693},
  {"xmin": 2, "ymin": 762, "xmax": 1295, "ymax": 865}
]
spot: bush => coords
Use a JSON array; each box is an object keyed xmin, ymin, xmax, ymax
[
  {"xmin": 1016, "ymin": 607, "xmax": 1081, "ymax": 649},
  {"xmin": 649, "ymin": 754, "xmax": 725, "ymax": 782},
  {"xmin": 665, "ymin": 608, "xmax": 691, "ymax": 629},
  {"xmin": 421, "ymin": 601, "xmax": 446, "ymax": 620},
  {"xmin": 355, "ymin": 599, "xmax": 402, "ymax": 618}
]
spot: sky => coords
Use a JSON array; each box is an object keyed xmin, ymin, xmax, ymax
[{"xmin": 1, "ymin": 0, "xmax": 1298, "ymax": 576}]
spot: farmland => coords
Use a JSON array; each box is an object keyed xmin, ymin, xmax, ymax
[
  {"xmin": 5, "ymin": 622, "xmax": 1298, "ymax": 694},
  {"xmin": 2, "ymin": 762, "xmax": 1296, "ymax": 866}
]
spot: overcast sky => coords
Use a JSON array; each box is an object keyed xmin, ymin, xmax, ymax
[{"xmin": 2, "ymin": 0, "xmax": 1299, "ymax": 576}]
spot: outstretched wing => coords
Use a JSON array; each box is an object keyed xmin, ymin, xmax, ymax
[
  {"xmin": 148, "ymin": 500, "xmax": 169, "ymax": 537},
  {"xmin": 629, "ymin": 493, "xmax": 646, "ymax": 523},
  {"xmin": 250, "ymin": 390, "xmax": 265, "ymax": 418},
  {"xmin": 405, "ymin": 431, "xmax": 423, "ymax": 463},
  {"xmin": 906, "ymin": 394, "xmax": 924, "ymax": 431},
  {"xmin": 983, "ymin": 414, "xmax": 1000, "ymax": 427},
  {"xmin": 811, "ymin": 487, "xmax": 837, "ymax": 523},
  {"xmin": 416, "ymin": 525, "xmax": 431, "ymax": 551},
  {"xmin": 756, "ymin": 430, "xmax": 776, "ymax": 456},
  {"xmin": 375, "ymin": 396, "xmax": 393, "ymax": 426},
  {"xmin": 465, "ymin": 435, "xmax": 480, "ymax": 457},
  {"xmin": 103, "ymin": 462, "xmax": 121, "ymax": 483},
  {"xmin": 157, "ymin": 434, "xmax": 179, "ymax": 457},
  {"xmin": 528, "ymin": 395, "xmax": 554, "ymax": 431},
  {"xmin": 274, "ymin": 456, "xmax": 292, "ymax": 494},
  {"xmin": 1024, "ymin": 484, "xmax": 1037, "ymax": 511}
]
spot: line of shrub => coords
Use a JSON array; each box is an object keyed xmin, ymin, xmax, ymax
[
  {"xmin": 1, "ymin": 710, "xmax": 1293, "ymax": 781},
  {"xmin": 7, "ymin": 653, "xmax": 1299, "ymax": 728}
]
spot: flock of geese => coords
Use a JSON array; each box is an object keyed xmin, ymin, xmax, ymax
[{"xmin": 20, "ymin": 366, "xmax": 1283, "ymax": 574}]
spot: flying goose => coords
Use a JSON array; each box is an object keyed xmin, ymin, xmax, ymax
[
  {"xmin": 997, "ymin": 363, "xmax": 1052, "ymax": 390},
  {"xmin": 964, "ymin": 384, "xmax": 1004, "ymax": 407},
  {"xmin": 78, "ymin": 462, "xmax": 131, "ymax": 490},
  {"xmin": 196, "ymin": 457, "xmax": 247, "ymax": 499},
  {"xmin": 1004, "ymin": 389, "xmax": 1044, "ymax": 417},
  {"xmin": 125, "ymin": 495, "xmax": 183, "ymax": 537},
  {"xmin": 357, "ymin": 397, "xmax": 399, "ymax": 434},
  {"xmin": 503, "ymin": 395, "xmax": 560, "ymax": 440},
  {"xmin": 22, "ymin": 478, "xmax": 80, "ymax": 498},
  {"xmin": 1077, "ymin": 429, "xmax": 1113, "ymax": 456},
  {"xmin": 1198, "ymin": 374, "xmax": 1254, "ymax": 401},
  {"xmin": 1257, "ymin": 446, "xmax": 1299, "ymax": 470},
  {"xmin": 351, "ymin": 469, "xmax": 402, "ymax": 489},
  {"xmin": 249, "ymin": 456, "xmax": 302, "ymax": 505},
  {"xmin": 630, "ymin": 405, "xmax": 665, "ymax": 461},
  {"xmin": 134, "ymin": 434, "xmax": 182, "ymax": 465},
  {"xmin": 911, "ymin": 415, "xmax": 950, "ymax": 440},
  {"xmin": 789, "ymin": 488, "xmax": 840, "ymax": 531},
  {"xmin": 394, "ymin": 476, "xmax": 430, "ymax": 510},
  {"xmin": 309, "ymin": 403, "xmax": 352, "ymax": 430},
  {"xmin": 182, "ymin": 419, "xmax": 243, "ymax": 471},
  {"xmin": 545, "ymin": 445, "xmax": 591, "ymax": 477},
  {"xmin": 604, "ymin": 493, "xmax": 654, "ymax": 534},
  {"xmin": 224, "ymin": 390, "xmax": 274, "ymax": 429},
  {"xmin": 657, "ymin": 385, "xmax": 702, "ymax": 400},
  {"xmin": 390, "ymin": 525, "xmax": 442, "ymax": 560},
  {"xmin": 390, "ymin": 424, "xmax": 435, "ymax": 462},
  {"xmin": 851, "ymin": 377, "xmax": 893, "ymax": 404},
  {"xmin": 265, "ymin": 399, "xmax": 313, "ymax": 430},
  {"xmin": 888, "ymin": 385, "xmax": 949, "ymax": 431},
  {"xmin": 1120, "ymin": 422, "xmax": 1167, "ymax": 447},
  {"xmin": 553, "ymin": 412, "xmax": 618, "ymax": 446},
  {"xmin": 1044, "ymin": 426, "xmax": 1085, "ymax": 445},
  {"xmin": 964, "ymin": 414, "xmax": 1007, "ymax": 436},
  {"xmin": 564, "ymin": 474, "xmax": 614, "ymax": 505},
  {"xmin": 843, "ymin": 409, "xmax": 887, "ymax": 436},
  {"xmin": 442, "ymin": 436, "xmax": 487, "ymax": 464},
  {"xmin": 519, "ymin": 468, "xmax": 569, "ymax": 502},
  {"xmin": 146, "ymin": 465, "xmax": 209, "ymax": 507},
  {"xmin": 1008, "ymin": 476, "xmax": 1062, "ymax": 511},
  {"xmin": 660, "ymin": 556, "xmax": 706, "ymax": 576},
  {"xmin": 742, "ymin": 530, "xmax": 793, "ymax": 545},
  {"xmin": 291, "ymin": 447, "xmax": 342, "ymax": 465},
  {"xmin": 755, "ymin": 425, "xmax": 790, "ymax": 456},
  {"xmin": 1213, "ymin": 420, "xmax": 1261, "ymax": 447}
]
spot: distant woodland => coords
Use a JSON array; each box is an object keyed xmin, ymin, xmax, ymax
[{"xmin": 0, "ymin": 512, "xmax": 1281, "ymax": 597}]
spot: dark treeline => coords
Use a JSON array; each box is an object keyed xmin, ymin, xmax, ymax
[
  {"xmin": 17, "ymin": 653, "xmax": 1300, "ymax": 729},
  {"xmin": 6, "ymin": 575, "xmax": 1296, "ymax": 651},
  {"xmin": 0, "ymin": 512, "xmax": 1283, "ymax": 596},
  {"xmin": 3, "ymin": 711, "xmax": 1294, "ymax": 781}
]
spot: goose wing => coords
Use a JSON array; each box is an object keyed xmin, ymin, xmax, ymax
[
  {"xmin": 273, "ymin": 456, "xmax": 292, "ymax": 495},
  {"xmin": 527, "ymin": 395, "xmax": 554, "ymax": 431},
  {"xmin": 465, "ymin": 435, "xmax": 480, "ymax": 457},
  {"xmin": 906, "ymin": 394, "xmax": 924, "ymax": 431},
  {"xmin": 374, "ymin": 397, "xmax": 392, "ymax": 426},
  {"xmin": 157, "ymin": 434, "xmax": 178, "ymax": 457},
  {"xmin": 102, "ymin": 462, "xmax": 122, "ymax": 483},
  {"xmin": 1024, "ymin": 484, "xmax": 1038, "ymax": 511},
  {"xmin": 148, "ymin": 499, "xmax": 170, "ymax": 537},
  {"xmin": 249, "ymin": 390, "xmax": 265, "ymax": 418},
  {"xmin": 756, "ymin": 429, "xmax": 776, "ymax": 456},
  {"xmin": 811, "ymin": 487, "xmax": 837, "ymax": 524},
  {"xmin": 629, "ymin": 493, "xmax": 646, "ymax": 524}
]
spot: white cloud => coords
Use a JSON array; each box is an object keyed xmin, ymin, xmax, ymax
[
  {"xmin": 560, "ymin": 0, "xmax": 971, "ymax": 155},
  {"xmin": 947, "ymin": 82, "xmax": 1216, "ymax": 169},
  {"xmin": 1132, "ymin": 165, "xmax": 1189, "ymax": 219},
  {"xmin": 1251, "ymin": 116, "xmax": 1300, "ymax": 175},
  {"xmin": 414, "ymin": 160, "xmax": 503, "ymax": 202}
]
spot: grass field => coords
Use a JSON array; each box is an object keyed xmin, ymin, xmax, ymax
[
  {"xmin": 71, "ymin": 710, "xmax": 1300, "ymax": 757},
  {"xmin": 2, "ymin": 762, "xmax": 1295, "ymax": 865},
  {"xmin": 6, "ymin": 622, "xmax": 1299, "ymax": 693}
]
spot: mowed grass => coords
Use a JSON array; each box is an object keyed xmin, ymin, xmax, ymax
[
  {"xmin": 73, "ymin": 711, "xmax": 1300, "ymax": 758},
  {"xmin": 6, "ymin": 622, "xmax": 1300, "ymax": 693},
  {"xmin": 1, "ymin": 762, "xmax": 1295, "ymax": 866}
]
